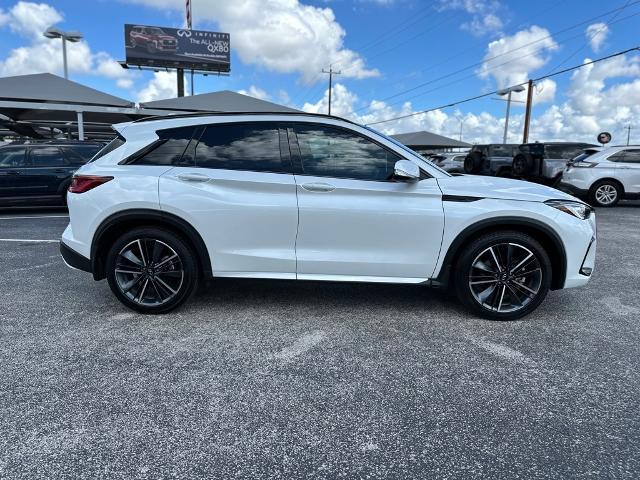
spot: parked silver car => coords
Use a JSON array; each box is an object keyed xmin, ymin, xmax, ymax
[
  {"xmin": 428, "ymin": 152, "xmax": 468, "ymax": 173},
  {"xmin": 560, "ymin": 146, "xmax": 640, "ymax": 207}
]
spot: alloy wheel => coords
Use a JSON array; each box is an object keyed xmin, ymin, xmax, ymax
[
  {"xmin": 114, "ymin": 238, "xmax": 184, "ymax": 306},
  {"xmin": 595, "ymin": 184, "xmax": 618, "ymax": 206},
  {"xmin": 468, "ymin": 242, "xmax": 542, "ymax": 313}
]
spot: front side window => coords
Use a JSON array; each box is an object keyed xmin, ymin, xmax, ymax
[
  {"xmin": 29, "ymin": 147, "xmax": 66, "ymax": 167},
  {"xmin": 195, "ymin": 123, "xmax": 284, "ymax": 173},
  {"xmin": 294, "ymin": 125, "xmax": 401, "ymax": 181},
  {"xmin": 0, "ymin": 147, "xmax": 26, "ymax": 168}
]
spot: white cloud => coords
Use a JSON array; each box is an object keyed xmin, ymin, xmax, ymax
[
  {"xmin": 237, "ymin": 85, "xmax": 270, "ymax": 101},
  {"xmin": 440, "ymin": 0, "xmax": 504, "ymax": 36},
  {"xmin": 585, "ymin": 23, "xmax": 609, "ymax": 53},
  {"xmin": 5, "ymin": 1, "xmax": 62, "ymax": 39},
  {"xmin": 479, "ymin": 26, "xmax": 558, "ymax": 88},
  {"xmin": 136, "ymin": 71, "xmax": 179, "ymax": 102},
  {"xmin": 124, "ymin": 0, "xmax": 378, "ymax": 83},
  {"xmin": 0, "ymin": 1, "xmax": 134, "ymax": 90}
]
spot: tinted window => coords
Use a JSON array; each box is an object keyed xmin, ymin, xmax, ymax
[
  {"xmin": 135, "ymin": 126, "xmax": 196, "ymax": 166},
  {"xmin": 573, "ymin": 150, "xmax": 598, "ymax": 162},
  {"xmin": 294, "ymin": 125, "xmax": 401, "ymax": 181},
  {"xmin": 491, "ymin": 145, "xmax": 513, "ymax": 157},
  {"xmin": 195, "ymin": 123, "xmax": 284, "ymax": 172},
  {"xmin": 0, "ymin": 147, "xmax": 26, "ymax": 168},
  {"xmin": 610, "ymin": 149, "xmax": 640, "ymax": 164},
  {"xmin": 62, "ymin": 147, "xmax": 89, "ymax": 165},
  {"xmin": 70, "ymin": 144, "xmax": 101, "ymax": 160},
  {"xmin": 547, "ymin": 145, "xmax": 586, "ymax": 160},
  {"xmin": 91, "ymin": 136, "xmax": 125, "ymax": 162},
  {"xmin": 30, "ymin": 147, "xmax": 66, "ymax": 167}
]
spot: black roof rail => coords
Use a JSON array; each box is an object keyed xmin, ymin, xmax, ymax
[{"xmin": 131, "ymin": 110, "xmax": 359, "ymax": 126}]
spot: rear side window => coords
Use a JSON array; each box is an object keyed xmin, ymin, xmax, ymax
[
  {"xmin": 91, "ymin": 136, "xmax": 125, "ymax": 162},
  {"xmin": 609, "ymin": 149, "xmax": 640, "ymax": 163},
  {"xmin": 573, "ymin": 150, "xmax": 598, "ymax": 162},
  {"xmin": 0, "ymin": 147, "xmax": 26, "ymax": 168},
  {"xmin": 195, "ymin": 123, "xmax": 285, "ymax": 172},
  {"xmin": 29, "ymin": 146, "xmax": 67, "ymax": 167},
  {"xmin": 134, "ymin": 126, "xmax": 197, "ymax": 166},
  {"xmin": 490, "ymin": 145, "xmax": 513, "ymax": 157},
  {"xmin": 294, "ymin": 124, "xmax": 401, "ymax": 181}
]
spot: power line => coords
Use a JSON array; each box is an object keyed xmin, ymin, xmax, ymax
[
  {"xmin": 365, "ymin": 46, "xmax": 640, "ymax": 126},
  {"xmin": 355, "ymin": 1, "xmax": 640, "ymax": 114}
]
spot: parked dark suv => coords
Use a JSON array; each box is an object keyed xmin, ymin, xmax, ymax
[
  {"xmin": 464, "ymin": 144, "xmax": 520, "ymax": 177},
  {"xmin": 0, "ymin": 140, "xmax": 102, "ymax": 206},
  {"xmin": 512, "ymin": 142, "xmax": 596, "ymax": 185}
]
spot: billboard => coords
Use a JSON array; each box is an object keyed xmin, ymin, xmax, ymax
[{"xmin": 124, "ymin": 24, "xmax": 230, "ymax": 72}]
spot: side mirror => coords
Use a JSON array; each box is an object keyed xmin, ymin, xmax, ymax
[{"xmin": 394, "ymin": 160, "xmax": 420, "ymax": 181}]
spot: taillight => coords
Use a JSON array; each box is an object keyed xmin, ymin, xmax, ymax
[{"xmin": 69, "ymin": 175, "xmax": 113, "ymax": 193}]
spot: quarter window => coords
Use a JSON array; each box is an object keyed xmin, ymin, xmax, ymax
[
  {"xmin": 135, "ymin": 126, "xmax": 196, "ymax": 166},
  {"xmin": 195, "ymin": 123, "xmax": 285, "ymax": 172},
  {"xmin": 294, "ymin": 125, "xmax": 401, "ymax": 181}
]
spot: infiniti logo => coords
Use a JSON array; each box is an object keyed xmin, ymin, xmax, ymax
[{"xmin": 177, "ymin": 29, "xmax": 192, "ymax": 38}]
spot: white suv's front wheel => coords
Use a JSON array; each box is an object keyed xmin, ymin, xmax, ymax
[
  {"xmin": 106, "ymin": 228, "xmax": 198, "ymax": 314},
  {"xmin": 454, "ymin": 231, "xmax": 552, "ymax": 320}
]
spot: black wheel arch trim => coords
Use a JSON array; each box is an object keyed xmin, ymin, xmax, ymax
[
  {"xmin": 90, "ymin": 209, "xmax": 212, "ymax": 281},
  {"xmin": 432, "ymin": 216, "xmax": 567, "ymax": 291}
]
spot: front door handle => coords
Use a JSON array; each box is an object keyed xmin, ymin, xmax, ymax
[
  {"xmin": 177, "ymin": 172, "xmax": 211, "ymax": 183},
  {"xmin": 301, "ymin": 182, "xmax": 335, "ymax": 193}
]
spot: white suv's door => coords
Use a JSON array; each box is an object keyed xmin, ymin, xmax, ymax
[
  {"xmin": 615, "ymin": 149, "xmax": 640, "ymax": 193},
  {"xmin": 158, "ymin": 123, "xmax": 298, "ymax": 278},
  {"xmin": 289, "ymin": 124, "xmax": 444, "ymax": 282}
]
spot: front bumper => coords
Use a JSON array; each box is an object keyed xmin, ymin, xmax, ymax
[
  {"xmin": 60, "ymin": 241, "xmax": 92, "ymax": 273},
  {"xmin": 558, "ymin": 181, "xmax": 588, "ymax": 198}
]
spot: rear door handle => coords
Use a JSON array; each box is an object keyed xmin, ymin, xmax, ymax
[
  {"xmin": 301, "ymin": 182, "xmax": 336, "ymax": 193},
  {"xmin": 6, "ymin": 171, "xmax": 20, "ymax": 176},
  {"xmin": 177, "ymin": 172, "xmax": 211, "ymax": 183}
]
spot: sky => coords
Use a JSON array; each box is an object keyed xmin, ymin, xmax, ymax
[{"xmin": 0, "ymin": 0, "xmax": 639, "ymax": 144}]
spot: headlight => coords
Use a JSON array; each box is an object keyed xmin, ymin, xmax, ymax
[{"xmin": 545, "ymin": 199, "xmax": 593, "ymax": 220}]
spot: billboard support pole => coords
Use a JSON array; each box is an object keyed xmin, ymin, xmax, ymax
[{"xmin": 177, "ymin": 68, "xmax": 185, "ymax": 97}]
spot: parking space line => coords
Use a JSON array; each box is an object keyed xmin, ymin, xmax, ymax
[
  {"xmin": 0, "ymin": 239, "xmax": 59, "ymax": 243},
  {"xmin": 0, "ymin": 215, "xmax": 69, "ymax": 220}
]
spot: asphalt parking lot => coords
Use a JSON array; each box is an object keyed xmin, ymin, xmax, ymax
[{"xmin": 1, "ymin": 204, "xmax": 639, "ymax": 479}]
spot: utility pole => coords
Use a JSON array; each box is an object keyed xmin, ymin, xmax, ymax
[
  {"xmin": 522, "ymin": 79, "xmax": 534, "ymax": 143},
  {"xmin": 626, "ymin": 125, "xmax": 632, "ymax": 145},
  {"xmin": 322, "ymin": 66, "xmax": 341, "ymax": 115},
  {"xmin": 187, "ymin": 0, "xmax": 194, "ymax": 96}
]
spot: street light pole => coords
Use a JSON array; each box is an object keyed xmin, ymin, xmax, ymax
[
  {"xmin": 43, "ymin": 27, "xmax": 83, "ymax": 80},
  {"xmin": 497, "ymin": 85, "xmax": 525, "ymax": 144}
]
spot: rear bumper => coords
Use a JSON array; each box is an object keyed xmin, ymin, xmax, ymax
[{"xmin": 60, "ymin": 241, "xmax": 92, "ymax": 273}]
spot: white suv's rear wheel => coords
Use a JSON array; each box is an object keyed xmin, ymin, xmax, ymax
[
  {"xmin": 454, "ymin": 231, "xmax": 552, "ymax": 320},
  {"xmin": 106, "ymin": 228, "xmax": 198, "ymax": 314}
]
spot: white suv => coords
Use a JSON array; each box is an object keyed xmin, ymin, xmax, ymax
[
  {"xmin": 560, "ymin": 146, "xmax": 640, "ymax": 207},
  {"xmin": 60, "ymin": 113, "xmax": 597, "ymax": 320}
]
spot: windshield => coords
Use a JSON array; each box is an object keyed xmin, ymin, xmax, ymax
[
  {"xmin": 147, "ymin": 28, "xmax": 165, "ymax": 35},
  {"xmin": 363, "ymin": 125, "xmax": 451, "ymax": 177}
]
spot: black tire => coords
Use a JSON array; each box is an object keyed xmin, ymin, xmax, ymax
[
  {"xmin": 464, "ymin": 152, "xmax": 485, "ymax": 174},
  {"xmin": 453, "ymin": 231, "xmax": 552, "ymax": 321},
  {"xmin": 588, "ymin": 180, "xmax": 622, "ymax": 208},
  {"xmin": 512, "ymin": 153, "xmax": 535, "ymax": 177},
  {"xmin": 106, "ymin": 227, "xmax": 199, "ymax": 314}
]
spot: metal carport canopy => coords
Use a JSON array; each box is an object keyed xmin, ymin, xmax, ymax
[
  {"xmin": 0, "ymin": 73, "xmax": 163, "ymax": 140},
  {"xmin": 139, "ymin": 90, "xmax": 300, "ymax": 113},
  {"xmin": 391, "ymin": 130, "xmax": 471, "ymax": 149}
]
